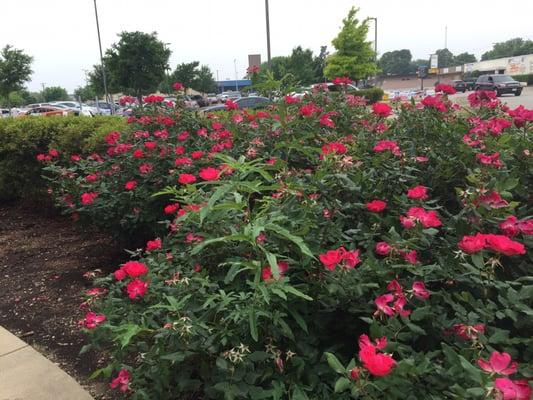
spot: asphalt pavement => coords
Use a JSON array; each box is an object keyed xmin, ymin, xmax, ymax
[{"xmin": 450, "ymin": 86, "xmax": 533, "ymax": 109}]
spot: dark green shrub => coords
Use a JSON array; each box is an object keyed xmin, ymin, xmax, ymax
[
  {"xmin": 353, "ymin": 87, "xmax": 384, "ymax": 103},
  {"xmin": 513, "ymin": 74, "xmax": 533, "ymax": 85},
  {"xmin": 0, "ymin": 116, "xmax": 127, "ymax": 202}
]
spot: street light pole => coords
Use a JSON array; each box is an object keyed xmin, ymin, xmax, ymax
[
  {"xmin": 265, "ymin": 0, "xmax": 271, "ymax": 68},
  {"xmin": 93, "ymin": 0, "xmax": 113, "ymax": 114},
  {"xmin": 369, "ymin": 17, "xmax": 377, "ymax": 62},
  {"xmin": 234, "ymin": 59, "xmax": 239, "ymax": 92}
]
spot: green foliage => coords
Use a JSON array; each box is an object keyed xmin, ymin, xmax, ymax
[
  {"xmin": 353, "ymin": 87, "xmax": 384, "ymax": 103},
  {"xmin": 165, "ymin": 62, "xmax": 217, "ymax": 93},
  {"xmin": 481, "ymin": 38, "xmax": 533, "ymax": 61},
  {"xmin": 379, "ymin": 49, "xmax": 413, "ymax": 76},
  {"xmin": 42, "ymin": 86, "xmax": 69, "ymax": 102},
  {"xmin": 259, "ymin": 46, "xmax": 328, "ymax": 86},
  {"xmin": 0, "ymin": 116, "xmax": 127, "ymax": 202},
  {"xmin": 0, "ymin": 45, "xmax": 33, "ymax": 106},
  {"xmin": 105, "ymin": 31, "xmax": 171, "ymax": 98},
  {"xmin": 435, "ymin": 48, "xmax": 455, "ymax": 68},
  {"xmin": 324, "ymin": 7, "xmax": 378, "ymax": 81},
  {"xmin": 42, "ymin": 92, "xmax": 533, "ymax": 399},
  {"xmin": 454, "ymin": 52, "xmax": 477, "ymax": 65},
  {"xmin": 512, "ymin": 73, "xmax": 533, "ymax": 85}
]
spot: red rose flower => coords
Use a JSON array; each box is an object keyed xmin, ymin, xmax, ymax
[
  {"xmin": 81, "ymin": 312, "xmax": 106, "ymax": 329},
  {"xmin": 478, "ymin": 352, "xmax": 518, "ymax": 375},
  {"xmin": 164, "ymin": 203, "xmax": 180, "ymax": 214},
  {"xmin": 366, "ymin": 200, "xmax": 387, "ymax": 212},
  {"xmin": 494, "ymin": 378, "xmax": 531, "ymax": 400},
  {"xmin": 81, "ymin": 192, "xmax": 98, "ymax": 205},
  {"xmin": 110, "ymin": 369, "xmax": 130, "ymax": 393},
  {"xmin": 435, "ymin": 84, "xmax": 456, "ymax": 95},
  {"xmin": 372, "ymin": 102, "xmax": 392, "ymax": 118},
  {"xmin": 375, "ymin": 242, "xmax": 392, "ymax": 256},
  {"xmin": 178, "ymin": 174, "xmax": 197, "ymax": 185},
  {"xmin": 172, "ymin": 82, "xmax": 184, "ymax": 91},
  {"xmin": 412, "ymin": 281, "xmax": 430, "ymax": 300},
  {"xmin": 120, "ymin": 261, "xmax": 149, "ymax": 279},
  {"xmin": 124, "ymin": 180, "xmax": 137, "ymax": 191},
  {"xmin": 261, "ymin": 261, "xmax": 289, "ymax": 281},
  {"xmin": 358, "ymin": 334, "xmax": 395, "ymax": 377},
  {"xmin": 458, "ymin": 233, "xmax": 487, "ymax": 254},
  {"xmin": 484, "ymin": 234, "xmax": 526, "ymax": 256},
  {"xmin": 407, "ymin": 185, "xmax": 429, "ymax": 200},
  {"xmin": 199, "ymin": 167, "xmax": 220, "ymax": 181},
  {"xmin": 126, "ymin": 279, "xmax": 148, "ymax": 299},
  {"xmin": 146, "ymin": 238, "xmax": 162, "ymax": 252}
]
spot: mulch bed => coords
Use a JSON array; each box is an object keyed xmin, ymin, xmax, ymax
[{"xmin": 0, "ymin": 203, "xmax": 124, "ymax": 399}]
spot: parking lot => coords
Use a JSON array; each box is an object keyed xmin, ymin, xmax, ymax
[{"xmin": 450, "ymin": 86, "xmax": 533, "ymax": 109}]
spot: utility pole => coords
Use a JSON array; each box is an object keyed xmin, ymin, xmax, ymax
[
  {"xmin": 93, "ymin": 0, "xmax": 113, "ymax": 114},
  {"xmin": 265, "ymin": 0, "xmax": 272, "ymax": 67},
  {"xmin": 369, "ymin": 18, "xmax": 378, "ymax": 62},
  {"xmin": 234, "ymin": 59, "xmax": 238, "ymax": 92},
  {"xmin": 444, "ymin": 25, "xmax": 448, "ymax": 49},
  {"xmin": 41, "ymin": 83, "xmax": 46, "ymax": 101}
]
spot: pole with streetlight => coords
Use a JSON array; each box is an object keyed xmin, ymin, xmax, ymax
[
  {"xmin": 234, "ymin": 59, "xmax": 239, "ymax": 92},
  {"xmin": 265, "ymin": 0, "xmax": 271, "ymax": 68},
  {"xmin": 93, "ymin": 0, "xmax": 113, "ymax": 114},
  {"xmin": 369, "ymin": 17, "xmax": 377, "ymax": 62}
]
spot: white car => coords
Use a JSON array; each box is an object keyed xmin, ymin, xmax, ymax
[
  {"xmin": 50, "ymin": 101, "xmax": 96, "ymax": 116},
  {"xmin": 1, "ymin": 108, "xmax": 11, "ymax": 118}
]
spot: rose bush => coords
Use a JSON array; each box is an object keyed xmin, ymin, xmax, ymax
[{"xmin": 43, "ymin": 86, "xmax": 532, "ymax": 399}]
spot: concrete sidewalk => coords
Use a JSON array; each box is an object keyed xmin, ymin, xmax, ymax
[{"xmin": 0, "ymin": 326, "xmax": 93, "ymax": 400}]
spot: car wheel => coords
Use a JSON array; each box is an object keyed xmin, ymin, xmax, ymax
[{"xmin": 515, "ymin": 90, "xmax": 522, "ymax": 97}]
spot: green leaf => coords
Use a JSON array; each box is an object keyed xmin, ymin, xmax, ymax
[
  {"xmin": 161, "ymin": 352, "xmax": 186, "ymax": 363},
  {"xmin": 459, "ymin": 355, "xmax": 483, "ymax": 384},
  {"xmin": 325, "ymin": 352, "xmax": 345, "ymax": 374},
  {"xmin": 285, "ymin": 285, "xmax": 313, "ymax": 301},
  {"xmin": 249, "ymin": 309, "xmax": 259, "ymax": 341},
  {"xmin": 288, "ymin": 308, "xmax": 308, "ymax": 333},
  {"xmin": 291, "ymin": 386, "xmax": 309, "ymax": 400},
  {"xmin": 470, "ymin": 253, "xmax": 485, "ymax": 269},
  {"xmin": 334, "ymin": 377, "xmax": 351, "ymax": 393},
  {"xmin": 224, "ymin": 264, "xmax": 252, "ymax": 284},
  {"xmin": 265, "ymin": 252, "xmax": 280, "ymax": 279},
  {"xmin": 265, "ymin": 223, "xmax": 315, "ymax": 259},
  {"xmin": 114, "ymin": 323, "xmax": 143, "ymax": 348}
]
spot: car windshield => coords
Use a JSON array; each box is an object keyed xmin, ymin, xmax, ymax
[{"xmin": 492, "ymin": 75, "xmax": 514, "ymax": 82}]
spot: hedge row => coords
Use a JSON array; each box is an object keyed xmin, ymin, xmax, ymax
[
  {"xmin": 513, "ymin": 74, "xmax": 533, "ymax": 86},
  {"xmin": 0, "ymin": 116, "xmax": 127, "ymax": 202}
]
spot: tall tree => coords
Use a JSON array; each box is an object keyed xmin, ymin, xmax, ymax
[
  {"xmin": 379, "ymin": 49, "xmax": 413, "ymax": 75},
  {"xmin": 0, "ymin": 45, "xmax": 33, "ymax": 107},
  {"xmin": 454, "ymin": 52, "xmax": 477, "ymax": 65},
  {"xmin": 287, "ymin": 46, "xmax": 315, "ymax": 84},
  {"xmin": 194, "ymin": 65, "xmax": 217, "ymax": 93},
  {"xmin": 324, "ymin": 7, "xmax": 378, "ymax": 82},
  {"xmin": 105, "ymin": 31, "xmax": 171, "ymax": 101},
  {"xmin": 410, "ymin": 58, "xmax": 429, "ymax": 74},
  {"xmin": 42, "ymin": 86, "xmax": 69, "ymax": 102},
  {"xmin": 313, "ymin": 46, "xmax": 329, "ymax": 82},
  {"xmin": 170, "ymin": 61, "xmax": 200, "ymax": 91},
  {"xmin": 435, "ymin": 48, "xmax": 455, "ymax": 68},
  {"xmin": 481, "ymin": 38, "xmax": 533, "ymax": 61}
]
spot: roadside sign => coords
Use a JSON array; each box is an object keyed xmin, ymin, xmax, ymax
[{"xmin": 430, "ymin": 54, "xmax": 438, "ymax": 69}]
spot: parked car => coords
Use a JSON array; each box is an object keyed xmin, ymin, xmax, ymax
[
  {"xmin": 219, "ymin": 91, "xmax": 241, "ymax": 101},
  {"xmin": 463, "ymin": 77, "xmax": 477, "ymax": 91},
  {"xmin": 452, "ymin": 80, "xmax": 467, "ymax": 93},
  {"xmin": 50, "ymin": 101, "xmax": 96, "ymax": 116},
  {"xmin": 206, "ymin": 93, "xmax": 220, "ymax": 104},
  {"xmin": 202, "ymin": 96, "xmax": 272, "ymax": 112},
  {"xmin": 18, "ymin": 106, "xmax": 78, "ymax": 117},
  {"xmin": 474, "ymin": 74, "xmax": 522, "ymax": 96},
  {"xmin": 190, "ymin": 95, "xmax": 209, "ymax": 108},
  {"xmin": 1, "ymin": 108, "xmax": 11, "ymax": 118}
]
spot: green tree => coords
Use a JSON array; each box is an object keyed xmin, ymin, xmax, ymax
[
  {"xmin": 105, "ymin": 31, "xmax": 171, "ymax": 101},
  {"xmin": 379, "ymin": 49, "xmax": 413, "ymax": 75},
  {"xmin": 42, "ymin": 86, "xmax": 69, "ymax": 102},
  {"xmin": 287, "ymin": 46, "xmax": 315, "ymax": 85},
  {"xmin": 0, "ymin": 45, "xmax": 33, "ymax": 107},
  {"xmin": 194, "ymin": 65, "xmax": 217, "ymax": 93},
  {"xmin": 170, "ymin": 61, "xmax": 200, "ymax": 91},
  {"xmin": 86, "ymin": 65, "xmax": 108, "ymax": 97},
  {"xmin": 454, "ymin": 52, "xmax": 477, "ymax": 65},
  {"xmin": 324, "ymin": 7, "xmax": 378, "ymax": 82},
  {"xmin": 435, "ymin": 48, "xmax": 455, "ymax": 68},
  {"xmin": 313, "ymin": 46, "xmax": 329, "ymax": 82},
  {"xmin": 481, "ymin": 38, "xmax": 533, "ymax": 61},
  {"xmin": 74, "ymin": 85, "xmax": 98, "ymax": 102}
]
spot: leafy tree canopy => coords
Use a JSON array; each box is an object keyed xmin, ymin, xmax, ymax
[
  {"xmin": 379, "ymin": 49, "xmax": 413, "ymax": 75},
  {"xmin": 324, "ymin": 7, "xmax": 378, "ymax": 81},
  {"xmin": 454, "ymin": 52, "xmax": 477, "ymax": 65},
  {"xmin": 105, "ymin": 31, "xmax": 171, "ymax": 99},
  {"xmin": 42, "ymin": 86, "xmax": 69, "ymax": 102},
  {"xmin": 481, "ymin": 38, "xmax": 533, "ymax": 61},
  {"xmin": 0, "ymin": 45, "xmax": 33, "ymax": 105}
]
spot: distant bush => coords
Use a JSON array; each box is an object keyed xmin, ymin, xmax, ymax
[
  {"xmin": 353, "ymin": 87, "xmax": 384, "ymax": 103},
  {"xmin": 513, "ymin": 74, "xmax": 533, "ymax": 85},
  {"xmin": 0, "ymin": 116, "xmax": 127, "ymax": 202}
]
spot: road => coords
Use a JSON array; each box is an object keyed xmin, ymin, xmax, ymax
[{"xmin": 450, "ymin": 86, "xmax": 533, "ymax": 109}]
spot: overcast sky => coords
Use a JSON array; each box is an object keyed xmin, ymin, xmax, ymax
[{"xmin": 2, "ymin": 0, "xmax": 533, "ymax": 93}]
